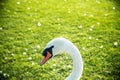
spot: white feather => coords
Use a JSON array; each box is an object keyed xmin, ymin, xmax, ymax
[{"xmin": 45, "ymin": 38, "xmax": 83, "ymax": 80}]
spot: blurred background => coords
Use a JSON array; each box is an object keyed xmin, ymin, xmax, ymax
[{"xmin": 0, "ymin": 0, "xmax": 120, "ymax": 80}]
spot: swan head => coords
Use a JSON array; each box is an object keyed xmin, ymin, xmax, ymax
[{"xmin": 40, "ymin": 46, "xmax": 54, "ymax": 65}]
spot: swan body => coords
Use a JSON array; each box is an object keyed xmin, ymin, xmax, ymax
[{"xmin": 40, "ymin": 38, "xmax": 83, "ymax": 80}]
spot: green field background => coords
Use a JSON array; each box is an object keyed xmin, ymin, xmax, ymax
[{"xmin": 0, "ymin": 0, "xmax": 120, "ymax": 80}]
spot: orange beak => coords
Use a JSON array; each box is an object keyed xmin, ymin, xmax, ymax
[{"xmin": 40, "ymin": 52, "xmax": 52, "ymax": 66}]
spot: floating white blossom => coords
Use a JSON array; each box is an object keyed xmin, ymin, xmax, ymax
[
  {"xmin": 17, "ymin": 2, "xmax": 20, "ymax": 4},
  {"xmin": 32, "ymin": 62, "xmax": 35, "ymax": 65},
  {"xmin": 0, "ymin": 27, "xmax": 2, "ymax": 30},
  {"xmin": 100, "ymin": 45, "xmax": 103, "ymax": 48},
  {"xmin": 27, "ymin": 7, "xmax": 30, "ymax": 10},
  {"xmin": 113, "ymin": 7, "xmax": 115, "ymax": 10},
  {"xmin": 114, "ymin": 42, "xmax": 118, "ymax": 46},
  {"xmin": 37, "ymin": 22, "xmax": 41, "ymax": 26},
  {"xmin": 36, "ymin": 45, "xmax": 40, "ymax": 49},
  {"xmin": 78, "ymin": 25, "xmax": 82, "ymax": 29},
  {"xmin": 89, "ymin": 36, "xmax": 92, "ymax": 39},
  {"xmin": 23, "ymin": 52, "xmax": 27, "ymax": 55}
]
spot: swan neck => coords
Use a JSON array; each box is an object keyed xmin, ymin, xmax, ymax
[{"xmin": 66, "ymin": 47, "xmax": 83, "ymax": 80}]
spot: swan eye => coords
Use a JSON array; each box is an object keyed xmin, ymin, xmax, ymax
[
  {"xmin": 42, "ymin": 45, "xmax": 54, "ymax": 57},
  {"xmin": 42, "ymin": 50, "xmax": 47, "ymax": 57}
]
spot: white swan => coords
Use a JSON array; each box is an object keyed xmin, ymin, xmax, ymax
[{"xmin": 40, "ymin": 38, "xmax": 83, "ymax": 80}]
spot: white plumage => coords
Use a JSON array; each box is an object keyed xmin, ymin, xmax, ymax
[{"xmin": 41, "ymin": 38, "xmax": 83, "ymax": 80}]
